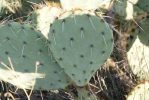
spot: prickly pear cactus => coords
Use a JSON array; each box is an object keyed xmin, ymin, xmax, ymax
[
  {"xmin": 127, "ymin": 81, "xmax": 149, "ymax": 100},
  {"xmin": 0, "ymin": 22, "xmax": 71, "ymax": 90},
  {"xmin": 49, "ymin": 13, "xmax": 113, "ymax": 86},
  {"xmin": 127, "ymin": 17, "xmax": 149, "ymax": 80},
  {"xmin": 137, "ymin": 0, "xmax": 149, "ymax": 12}
]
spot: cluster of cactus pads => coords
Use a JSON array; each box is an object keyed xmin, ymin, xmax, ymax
[
  {"xmin": 0, "ymin": 0, "xmax": 113, "ymax": 98},
  {"xmin": 127, "ymin": 2, "xmax": 149, "ymax": 81},
  {"xmin": 0, "ymin": 0, "xmax": 149, "ymax": 99}
]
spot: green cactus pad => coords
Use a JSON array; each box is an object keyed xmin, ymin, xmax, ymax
[
  {"xmin": 113, "ymin": 0, "xmax": 127, "ymax": 18},
  {"xmin": 0, "ymin": 22, "xmax": 71, "ymax": 90},
  {"xmin": 113, "ymin": 0, "xmax": 138, "ymax": 20},
  {"xmin": 127, "ymin": 17, "xmax": 149, "ymax": 80},
  {"xmin": 127, "ymin": 24, "xmax": 149, "ymax": 80},
  {"xmin": 137, "ymin": 0, "xmax": 149, "ymax": 12},
  {"xmin": 49, "ymin": 14, "xmax": 113, "ymax": 86},
  {"xmin": 138, "ymin": 17, "xmax": 149, "ymax": 46}
]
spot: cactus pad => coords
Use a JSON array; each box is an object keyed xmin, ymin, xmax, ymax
[
  {"xmin": 49, "ymin": 14, "xmax": 113, "ymax": 86},
  {"xmin": 127, "ymin": 17, "xmax": 149, "ymax": 80},
  {"xmin": 0, "ymin": 22, "xmax": 71, "ymax": 90},
  {"xmin": 127, "ymin": 35, "xmax": 149, "ymax": 80},
  {"xmin": 127, "ymin": 81, "xmax": 149, "ymax": 100},
  {"xmin": 137, "ymin": 0, "xmax": 149, "ymax": 12},
  {"xmin": 113, "ymin": 0, "xmax": 135, "ymax": 20},
  {"xmin": 138, "ymin": 17, "xmax": 149, "ymax": 46},
  {"xmin": 113, "ymin": 0, "xmax": 127, "ymax": 18}
]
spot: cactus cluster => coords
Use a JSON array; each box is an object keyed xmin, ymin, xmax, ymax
[
  {"xmin": 0, "ymin": 0, "xmax": 149, "ymax": 99},
  {"xmin": 127, "ymin": 10, "xmax": 149, "ymax": 81},
  {"xmin": 124, "ymin": 0, "xmax": 149, "ymax": 99},
  {"xmin": 0, "ymin": 0, "xmax": 114, "ymax": 97},
  {"xmin": 111, "ymin": 0, "xmax": 149, "ymax": 82},
  {"xmin": 0, "ymin": 0, "xmax": 114, "ymax": 99}
]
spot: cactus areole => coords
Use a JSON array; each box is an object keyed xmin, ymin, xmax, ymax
[{"xmin": 49, "ymin": 14, "xmax": 113, "ymax": 86}]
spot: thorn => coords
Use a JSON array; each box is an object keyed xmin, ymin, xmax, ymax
[
  {"xmin": 90, "ymin": 44, "xmax": 94, "ymax": 57},
  {"xmin": 9, "ymin": 27, "xmax": 17, "ymax": 37},
  {"xmin": 70, "ymin": 37, "xmax": 74, "ymax": 47},
  {"xmin": 88, "ymin": 16, "xmax": 96, "ymax": 31},
  {"xmin": 132, "ymin": 19, "xmax": 144, "ymax": 32},
  {"xmin": 101, "ymin": 32, "xmax": 107, "ymax": 48},
  {"xmin": 70, "ymin": 41, "xmax": 73, "ymax": 47},
  {"xmin": 62, "ymin": 19, "xmax": 65, "ymax": 32},
  {"xmin": 21, "ymin": 45, "xmax": 25, "ymax": 57},
  {"xmin": 52, "ymin": 33, "xmax": 56, "ymax": 45},
  {"xmin": 80, "ymin": 27, "xmax": 84, "ymax": 38},
  {"xmin": 73, "ymin": 15, "xmax": 77, "ymax": 24}
]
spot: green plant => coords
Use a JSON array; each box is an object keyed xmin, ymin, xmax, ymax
[
  {"xmin": 127, "ymin": 16, "xmax": 149, "ymax": 80},
  {"xmin": 0, "ymin": 0, "xmax": 149, "ymax": 100},
  {"xmin": 0, "ymin": 22, "xmax": 71, "ymax": 90},
  {"xmin": 137, "ymin": 0, "xmax": 149, "ymax": 12},
  {"xmin": 0, "ymin": 1, "xmax": 114, "ymax": 99},
  {"xmin": 49, "ymin": 13, "xmax": 113, "ymax": 86}
]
